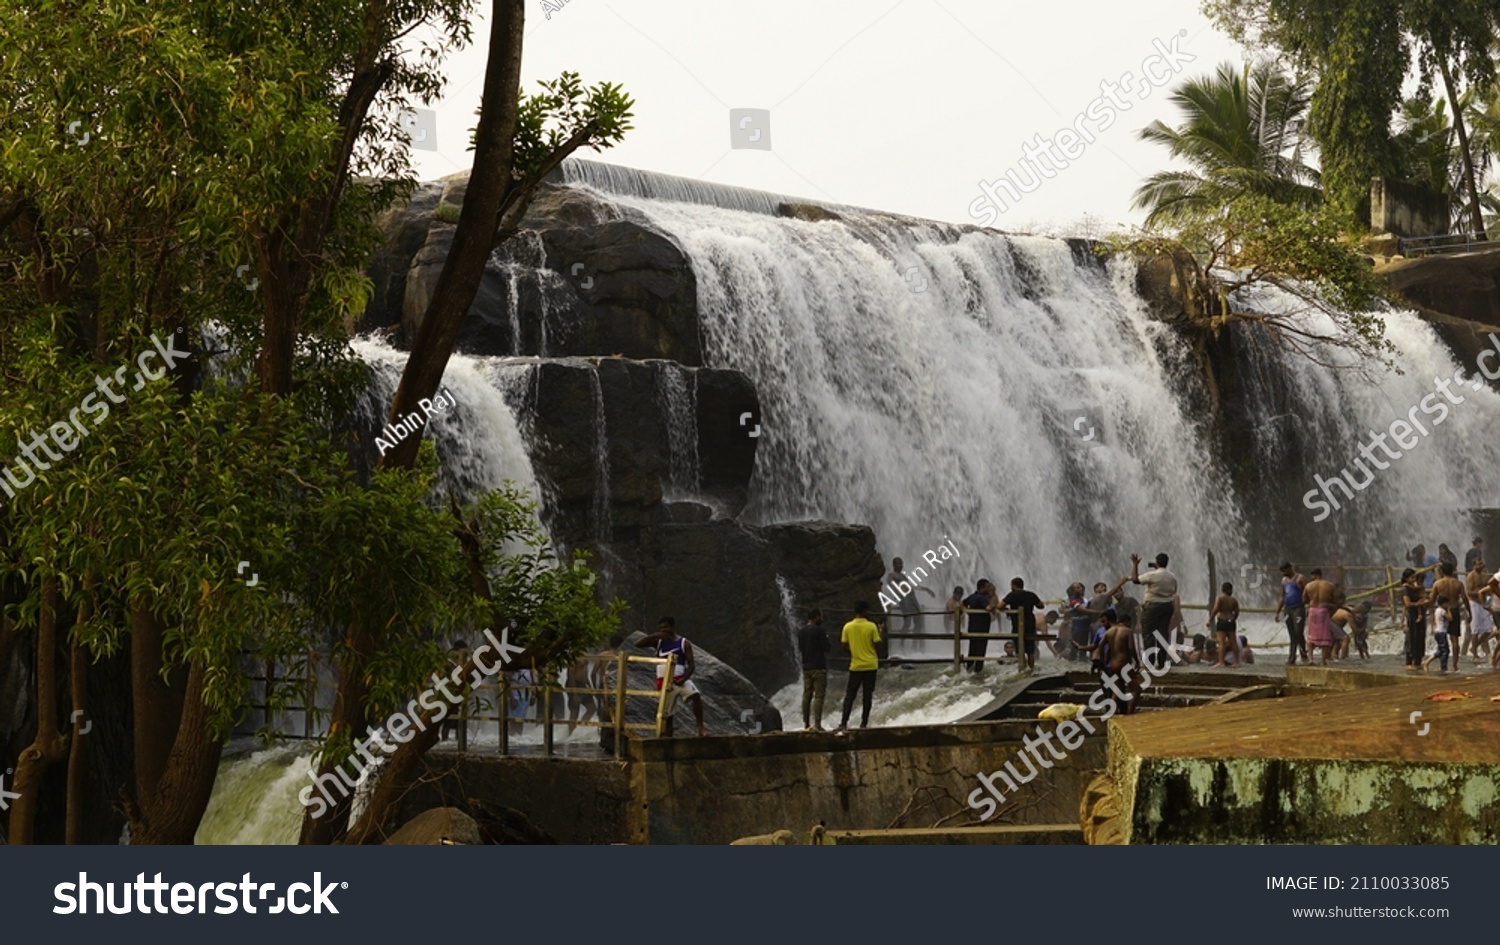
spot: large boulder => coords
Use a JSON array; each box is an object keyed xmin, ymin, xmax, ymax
[
  {"xmin": 632, "ymin": 519, "xmax": 885, "ymax": 694},
  {"xmin": 503, "ymin": 357, "xmax": 758, "ymax": 547},
  {"xmin": 383, "ymin": 806, "xmax": 483, "ymax": 845},
  {"xmin": 608, "ymin": 631, "xmax": 783, "ymax": 740},
  {"xmin": 358, "ymin": 175, "xmax": 702, "ymax": 363}
]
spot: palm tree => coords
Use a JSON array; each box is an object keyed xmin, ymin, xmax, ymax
[
  {"xmin": 1393, "ymin": 90, "xmax": 1500, "ymax": 235},
  {"xmin": 1133, "ymin": 60, "xmax": 1322, "ymax": 227}
]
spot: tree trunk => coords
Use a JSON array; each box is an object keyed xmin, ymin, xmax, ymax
[
  {"xmin": 380, "ymin": 0, "xmax": 527, "ymax": 472},
  {"xmin": 8, "ymin": 578, "xmax": 67, "ymax": 844},
  {"xmin": 298, "ymin": 616, "xmax": 376, "ymax": 844},
  {"xmin": 129, "ymin": 595, "xmax": 181, "ymax": 800},
  {"xmin": 65, "ymin": 596, "xmax": 90, "ymax": 844},
  {"xmin": 125, "ymin": 661, "xmax": 225, "ymax": 844},
  {"xmin": 1439, "ymin": 53, "xmax": 1487, "ymax": 240}
]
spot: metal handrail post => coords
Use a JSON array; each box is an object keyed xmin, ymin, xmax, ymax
[
  {"xmin": 654, "ymin": 654, "xmax": 676, "ymax": 736},
  {"xmin": 543, "ymin": 674, "xmax": 554, "ymax": 757},
  {"xmin": 613, "ymin": 650, "xmax": 628, "ymax": 759},
  {"xmin": 457, "ymin": 679, "xmax": 469, "ymax": 753},
  {"xmin": 499, "ymin": 675, "xmax": 510, "ymax": 756},
  {"xmin": 953, "ymin": 609, "xmax": 962, "ymax": 673},
  {"xmin": 1013, "ymin": 608, "xmax": 1025, "ymax": 676}
]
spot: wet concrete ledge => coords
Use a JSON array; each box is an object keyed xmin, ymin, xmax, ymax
[{"xmin": 1097, "ymin": 669, "xmax": 1500, "ymax": 844}]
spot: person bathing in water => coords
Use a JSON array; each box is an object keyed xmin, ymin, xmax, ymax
[
  {"xmin": 1302, "ymin": 568, "xmax": 1338, "ymax": 666},
  {"xmin": 1208, "ymin": 582, "xmax": 1242, "ymax": 668}
]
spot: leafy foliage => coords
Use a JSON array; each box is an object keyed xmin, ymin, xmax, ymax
[
  {"xmin": 1204, "ymin": 0, "xmax": 1500, "ymax": 227},
  {"xmin": 0, "ymin": 0, "xmax": 629, "ymax": 842},
  {"xmin": 1133, "ymin": 60, "xmax": 1321, "ymax": 226},
  {"xmin": 1106, "ymin": 194, "xmax": 1396, "ymax": 368}
]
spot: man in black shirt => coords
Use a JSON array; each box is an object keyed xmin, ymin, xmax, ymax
[
  {"xmin": 962, "ymin": 580, "xmax": 998, "ymax": 673},
  {"xmin": 1002, "ymin": 577, "xmax": 1044, "ymax": 674},
  {"xmin": 797, "ymin": 608, "xmax": 831, "ymax": 731}
]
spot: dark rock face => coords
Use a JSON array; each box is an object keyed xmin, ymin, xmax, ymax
[
  {"xmin": 383, "ymin": 806, "xmax": 483, "ymax": 845},
  {"xmin": 363, "ymin": 181, "xmax": 445, "ymax": 336},
  {"xmin": 632, "ymin": 520, "xmax": 885, "ymax": 694},
  {"xmin": 494, "ymin": 355, "xmax": 881, "ymax": 693},
  {"xmin": 505, "ymin": 357, "xmax": 757, "ymax": 546},
  {"xmin": 358, "ymin": 176, "xmax": 701, "ymax": 364},
  {"xmin": 352, "ymin": 171, "xmax": 921, "ymax": 697},
  {"xmin": 1134, "ymin": 244, "xmax": 1210, "ymax": 328}
]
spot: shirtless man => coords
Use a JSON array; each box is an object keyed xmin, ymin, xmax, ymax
[
  {"xmin": 1431, "ymin": 562, "xmax": 1468, "ymax": 670},
  {"xmin": 1208, "ymin": 581, "xmax": 1242, "ymax": 667},
  {"xmin": 1302, "ymin": 568, "xmax": 1338, "ymax": 666},
  {"xmin": 943, "ymin": 585, "xmax": 966, "ymax": 640},
  {"xmin": 1103, "ymin": 612, "xmax": 1141, "ymax": 716},
  {"xmin": 1330, "ymin": 602, "xmax": 1369, "ymax": 661},
  {"xmin": 565, "ymin": 650, "xmax": 601, "ymax": 735}
]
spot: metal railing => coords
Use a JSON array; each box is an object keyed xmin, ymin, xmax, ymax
[
  {"xmin": 240, "ymin": 650, "xmax": 682, "ymax": 760},
  {"xmin": 1398, "ymin": 233, "xmax": 1493, "ymax": 257}
]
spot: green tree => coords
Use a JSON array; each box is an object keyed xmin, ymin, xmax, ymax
[
  {"xmin": 1133, "ymin": 59, "xmax": 1321, "ymax": 226},
  {"xmin": 0, "ymin": 0, "xmax": 628, "ymax": 845},
  {"xmin": 1108, "ymin": 194, "xmax": 1395, "ymax": 368},
  {"xmin": 1205, "ymin": 0, "xmax": 1500, "ymax": 231}
]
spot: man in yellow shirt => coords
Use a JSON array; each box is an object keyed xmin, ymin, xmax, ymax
[{"xmin": 837, "ymin": 601, "xmax": 882, "ymax": 732}]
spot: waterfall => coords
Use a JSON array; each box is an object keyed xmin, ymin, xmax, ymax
[
  {"xmin": 559, "ymin": 180, "xmax": 1500, "ymax": 615},
  {"xmin": 557, "ymin": 157, "xmax": 846, "ymax": 217},
  {"xmin": 351, "ymin": 338, "xmax": 544, "ymax": 508},
  {"xmin": 197, "ymin": 744, "xmax": 316, "ymax": 845},
  {"xmin": 655, "ymin": 361, "xmax": 700, "ymax": 498},
  {"xmin": 1227, "ymin": 283, "xmax": 1499, "ymax": 559},
  {"xmin": 586, "ymin": 195, "xmax": 1246, "ymax": 595},
  {"xmin": 588, "ymin": 368, "xmax": 613, "ymax": 541}
]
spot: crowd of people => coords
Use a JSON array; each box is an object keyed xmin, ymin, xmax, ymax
[
  {"xmin": 495, "ymin": 538, "xmax": 1500, "ymax": 742},
  {"xmin": 1390, "ymin": 539, "xmax": 1500, "ymax": 674}
]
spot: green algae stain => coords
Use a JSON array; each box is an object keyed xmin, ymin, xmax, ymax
[{"xmin": 1460, "ymin": 774, "xmax": 1498, "ymax": 818}]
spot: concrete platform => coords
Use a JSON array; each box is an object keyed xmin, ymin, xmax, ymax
[{"xmin": 1087, "ymin": 667, "xmax": 1500, "ymax": 844}]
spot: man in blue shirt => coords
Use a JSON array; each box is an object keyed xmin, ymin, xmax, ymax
[{"xmin": 1411, "ymin": 545, "xmax": 1439, "ymax": 588}]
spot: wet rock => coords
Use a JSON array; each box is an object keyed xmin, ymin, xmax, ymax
[
  {"xmin": 602, "ymin": 631, "xmax": 784, "ymax": 743},
  {"xmin": 357, "ymin": 176, "xmax": 701, "ymax": 363},
  {"xmin": 383, "ymin": 806, "xmax": 483, "ymax": 845}
]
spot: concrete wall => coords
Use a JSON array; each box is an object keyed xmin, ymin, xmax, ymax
[
  {"xmin": 1119, "ymin": 753, "xmax": 1500, "ymax": 844},
  {"xmin": 625, "ymin": 722, "xmax": 1105, "ymax": 845},
  {"xmin": 1102, "ymin": 708, "xmax": 1500, "ymax": 845},
  {"xmin": 1371, "ymin": 177, "xmax": 1450, "ymax": 238},
  {"xmin": 401, "ymin": 721, "xmax": 1106, "ymax": 845},
  {"xmin": 398, "ymin": 754, "xmax": 633, "ymax": 844}
]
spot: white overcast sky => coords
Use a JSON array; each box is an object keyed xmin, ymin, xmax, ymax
[{"xmin": 405, "ymin": 0, "xmax": 1250, "ymax": 230}]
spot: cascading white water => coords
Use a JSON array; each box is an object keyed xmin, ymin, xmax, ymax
[
  {"xmin": 559, "ymin": 173, "xmax": 1500, "ymax": 660},
  {"xmin": 352, "ymin": 338, "xmax": 544, "ymax": 506},
  {"xmin": 1231, "ymin": 283, "xmax": 1500, "ymax": 554},
  {"xmin": 591, "ymin": 195, "xmax": 1249, "ymax": 598},
  {"xmin": 655, "ymin": 361, "xmax": 700, "ymax": 497}
]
